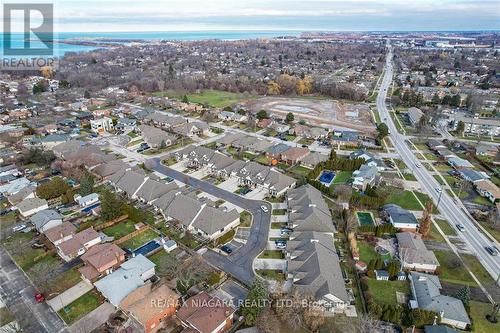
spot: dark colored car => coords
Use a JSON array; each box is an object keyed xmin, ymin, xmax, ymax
[
  {"xmin": 485, "ymin": 246, "xmax": 498, "ymax": 256},
  {"xmin": 220, "ymin": 245, "xmax": 233, "ymax": 254}
]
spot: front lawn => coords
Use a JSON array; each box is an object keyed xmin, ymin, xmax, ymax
[
  {"xmin": 434, "ymin": 219, "xmax": 456, "ymax": 236},
  {"xmin": 469, "ymin": 301, "xmax": 499, "ymax": 333},
  {"xmin": 2, "ymin": 232, "xmax": 46, "ymax": 270},
  {"xmin": 259, "ymin": 250, "xmax": 285, "ymax": 259},
  {"xmin": 240, "ymin": 211, "xmax": 252, "ymax": 227},
  {"xmin": 57, "ymin": 291, "xmax": 102, "ymax": 325},
  {"xmin": 366, "ymin": 278, "xmax": 410, "ymax": 306},
  {"xmin": 297, "ymin": 138, "xmax": 314, "ymax": 145},
  {"xmin": 402, "ymin": 173, "xmax": 417, "ymax": 181},
  {"xmin": 254, "ymin": 154, "xmax": 271, "ymax": 165},
  {"xmin": 272, "ymin": 209, "xmax": 287, "ymax": 215},
  {"xmin": 256, "ymin": 269, "xmax": 285, "ymax": 281},
  {"xmin": 271, "ymin": 222, "xmax": 287, "ymax": 229},
  {"xmin": 433, "ymin": 250, "xmax": 476, "ymax": 286},
  {"xmin": 102, "ymin": 220, "xmax": 136, "ymax": 239},
  {"xmin": 120, "ymin": 228, "xmax": 158, "ymax": 250}
]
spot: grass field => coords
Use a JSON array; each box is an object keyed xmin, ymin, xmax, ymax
[
  {"xmin": 256, "ymin": 269, "xmax": 285, "ymax": 281},
  {"xmin": 57, "ymin": 291, "xmax": 102, "ymax": 324},
  {"xmin": 332, "ymin": 171, "xmax": 352, "ymax": 184},
  {"xmin": 434, "ymin": 219, "xmax": 457, "ymax": 236},
  {"xmin": 240, "ymin": 211, "xmax": 252, "ymax": 227},
  {"xmin": 469, "ymin": 301, "xmax": 499, "ymax": 333},
  {"xmin": 154, "ymin": 89, "xmax": 253, "ymax": 108},
  {"xmin": 102, "ymin": 220, "xmax": 136, "ymax": 239},
  {"xmin": 120, "ymin": 228, "xmax": 158, "ymax": 250},
  {"xmin": 259, "ymin": 250, "xmax": 285, "ymax": 259},
  {"xmin": 433, "ymin": 250, "xmax": 476, "ymax": 286},
  {"xmin": 366, "ymin": 278, "xmax": 410, "ymax": 306},
  {"xmin": 358, "ymin": 242, "xmax": 379, "ymax": 263},
  {"xmin": 385, "ymin": 190, "xmax": 433, "ymax": 211},
  {"xmin": 288, "ymin": 165, "xmax": 311, "ymax": 177}
]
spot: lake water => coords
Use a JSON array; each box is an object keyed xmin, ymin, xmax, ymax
[{"xmin": 1, "ymin": 30, "xmax": 301, "ymax": 57}]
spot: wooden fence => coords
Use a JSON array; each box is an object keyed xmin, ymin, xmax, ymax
[{"xmin": 94, "ymin": 214, "xmax": 129, "ymax": 231}]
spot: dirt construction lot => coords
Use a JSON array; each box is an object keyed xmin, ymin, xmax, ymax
[{"xmin": 247, "ymin": 96, "xmax": 376, "ymax": 135}]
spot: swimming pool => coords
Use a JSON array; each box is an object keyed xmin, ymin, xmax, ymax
[
  {"xmin": 133, "ymin": 240, "xmax": 161, "ymax": 256},
  {"xmin": 357, "ymin": 212, "xmax": 375, "ymax": 226},
  {"xmin": 319, "ymin": 171, "xmax": 336, "ymax": 185}
]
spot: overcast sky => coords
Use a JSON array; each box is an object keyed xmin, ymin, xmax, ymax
[{"xmin": 3, "ymin": 0, "xmax": 500, "ymax": 32}]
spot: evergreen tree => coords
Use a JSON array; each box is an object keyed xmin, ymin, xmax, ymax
[
  {"xmin": 240, "ymin": 279, "xmax": 269, "ymax": 326},
  {"xmin": 454, "ymin": 285, "xmax": 471, "ymax": 307}
]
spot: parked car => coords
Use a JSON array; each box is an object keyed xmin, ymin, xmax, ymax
[
  {"xmin": 485, "ymin": 246, "xmax": 498, "ymax": 256},
  {"xmin": 275, "ymin": 240, "xmax": 287, "ymax": 249},
  {"xmin": 34, "ymin": 293, "xmax": 45, "ymax": 303},
  {"xmin": 260, "ymin": 205, "xmax": 269, "ymax": 213},
  {"xmin": 280, "ymin": 227, "xmax": 293, "ymax": 236},
  {"xmin": 456, "ymin": 224, "xmax": 465, "ymax": 232},
  {"xmin": 12, "ymin": 224, "xmax": 27, "ymax": 232},
  {"xmin": 220, "ymin": 245, "xmax": 232, "ymax": 254}
]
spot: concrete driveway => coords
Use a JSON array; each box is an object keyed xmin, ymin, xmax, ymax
[
  {"xmin": 271, "ymin": 215, "xmax": 288, "ymax": 223},
  {"xmin": 254, "ymin": 258, "xmax": 287, "ymax": 270},
  {"xmin": 218, "ymin": 177, "xmax": 239, "ymax": 192},
  {"xmin": 47, "ymin": 281, "xmax": 93, "ymax": 312},
  {"xmin": 245, "ymin": 187, "xmax": 268, "ymax": 200},
  {"xmin": 271, "ymin": 202, "xmax": 287, "ymax": 210}
]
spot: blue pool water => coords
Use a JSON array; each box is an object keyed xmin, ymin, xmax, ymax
[
  {"xmin": 319, "ymin": 171, "xmax": 336, "ymax": 184},
  {"xmin": 133, "ymin": 240, "xmax": 161, "ymax": 256}
]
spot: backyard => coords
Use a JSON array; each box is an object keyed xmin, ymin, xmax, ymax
[
  {"xmin": 120, "ymin": 228, "xmax": 158, "ymax": 250},
  {"xmin": 332, "ymin": 171, "xmax": 352, "ymax": 185},
  {"xmin": 102, "ymin": 220, "xmax": 136, "ymax": 239},
  {"xmin": 366, "ymin": 278, "xmax": 410, "ymax": 306}
]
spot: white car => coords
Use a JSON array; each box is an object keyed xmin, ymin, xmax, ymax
[
  {"xmin": 415, "ymin": 162, "xmax": 421, "ymax": 168},
  {"xmin": 456, "ymin": 224, "xmax": 465, "ymax": 232},
  {"xmin": 260, "ymin": 205, "xmax": 269, "ymax": 213},
  {"xmin": 435, "ymin": 187, "xmax": 442, "ymax": 193},
  {"xmin": 12, "ymin": 224, "xmax": 27, "ymax": 232}
]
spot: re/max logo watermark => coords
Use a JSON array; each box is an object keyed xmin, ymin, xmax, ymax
[{"xmin": 2, "ymin": 3, "xmax": 57, "ymax": 71}]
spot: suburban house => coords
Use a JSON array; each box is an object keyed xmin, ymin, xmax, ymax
[
  {"xmin": 31, "ymin": 209, "xmax": 63, "ymax": 233},
  {"xmin": 56, "ymin": 228, "xmax": 102, "ymax": 262},
  {"xmin": 409, "ymin": 272, "xmax": 470, "ymax": 329},
  {"xmin": 176, "ymin": 292, "xmax": 236, "ymax": 333},
  {"xmin": 382, "ymin": 204, "xmax": 419, "ymax": 231},
  {"xmin": 280, "ymin": 147, "xmax": 309, "ymax": 165},
  {"xmin": 265, "ymin": 143, "xmax": 290, "ymax": 160},
  {"xmin": 189, "ymin": 205, "xmax": 240, "ymax": 240},
  {"xmin": 396, "ymin": 232, "xmax": 440, "ymax": 273},
  {"xmin": 6, "ymin": 185, "xmax": 36, "ymax": 205},
  {"xmin": 458, "ymin": 169, "xmax": 489, "ymax": 183},
  {"xmin": 447, "ymin": 156, "xmax": 474, "ymax": 169},
  {"xmin": 78, "ymin": 243, "xmax": 126, "ymax": 282},
  {"xmin": 474, "ymin": 179, "xmax": 500, "ymax": 203},
  {"xmin": 408, "ymin": 107, "xmax": 424, "ymax": 125},
  {"xmin": 217, "ymin": 111, "xmax": 247, "ymax": 122},
  {"xmin": 422, "ymin": 325, "xmax": 458, "ymax": 333},
  {"xmin": 138, "ymin": 125, "xmax": 176, "ymax": 148},
  {"xmin": 349, "ymin": 149, "xmax": 386, "ymax": 171},
  {"xmin": 92, "ymin": 160, "xmax": 130, "ymax": 180},
  {"xmin": 15, "ymin": 197, "xmax": 48, "ymax": 217},
  {"xmin": 44, "ymin": 222, "xmax": 76, "ymax": 246},
  {"xmin": 300, "ymin": 152, "xmax": 329, "ymax": 169},
  {"xmin": 0, "ymin": 177, "xmax": 35, "ymax": 196},
  {"xmin": 75, "ymin": 193, "xmax": 99, "ymax": 208},
  {"xmin": 285, "ymin": 185, "xmax": 350, "ymax": 314},
  {"xmin": 120, "ymin": 283, "xmax": 180, "ymax": 333},
  {"xmin": 331, "ymin": 130, "xmax": 359, "ymax": 146},
  {"xmin": 90, "ymin": 117, "xmax": 114, "ymax": 134},
  {"xmin": 116, "ymin": 118, "xmax": 137, "ymax": 132},
  {"xmin": 352, "ymin": 164, "xmax": 378, "ymax": 191},
  {"xmin": 94, "ymin": 254, "xmax": 156, "ymax": 306},
  {"xmin": 427, "ymin": 139, "xmax": 447, "ymax": 150},
  {"xmin": 172, "ymin": 121, "xmax": 210, "ymax": 137},
  {"xmin": 135, "ymin": 179, "xmax": 178, "ymax": 205}
]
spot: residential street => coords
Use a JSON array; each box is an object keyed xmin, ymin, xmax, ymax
[
  {"xmin": 378, "ymin": 45, "xmax": 500, "ymax": 284},
  {"xmin": 0, "ymin": 247, "xmax": 68, "ymax": 333},
  {"xmin": 147, "ymin": 158, "xmax": 272, "ymax": 285}
]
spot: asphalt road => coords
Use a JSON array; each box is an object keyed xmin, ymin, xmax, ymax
[
  {"xmin": 147, "ymin": 158, "xmax": 272, "ymax": 286},
  {"xmin": 378, "ymin": 45, "xmax": 500, "ymax": 283},
  {"xmin": 0, "ymin": 247, "xmax": 68, "ymax": 333}
]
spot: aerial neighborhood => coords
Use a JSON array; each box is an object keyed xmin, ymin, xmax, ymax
[{"xmin": 0, "ymin": 29, "xmax": 499, "ymax": 333}]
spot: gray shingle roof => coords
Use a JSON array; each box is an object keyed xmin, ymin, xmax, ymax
[
  {"xmin": 410, "ymin": 272, "xmax": 470, "ymax": 325},
  {"xmin": 31, "ymin": 209, "xmax": 63, "ymax": 230},
  {"xmin": 383, "ymin": 204, "xmax": 419, "ymax": 226},
  {"xmin": 191, "ymin": 205, "xmax": 239, "ymax": 235},
  {"xmin": 396, "ymin": 232, "xmax": 439, "ymax": 267}
]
